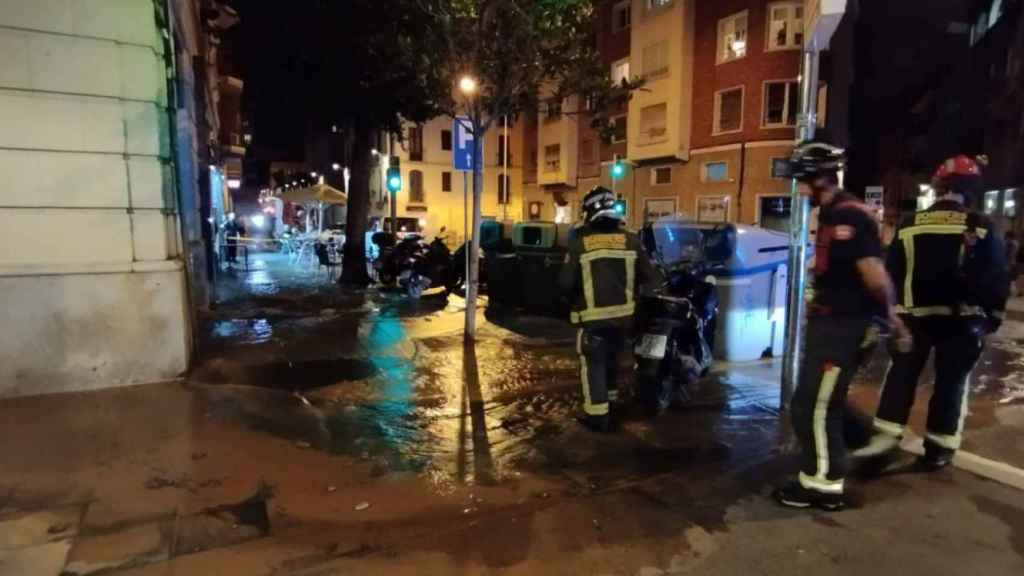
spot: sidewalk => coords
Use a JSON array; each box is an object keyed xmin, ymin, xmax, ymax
[{"xmin": 2, "ymin": 256, "xmax": 1022, "ymax": 575}]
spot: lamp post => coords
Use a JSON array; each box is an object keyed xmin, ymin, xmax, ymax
[{"xmin": 460, "ymin": 74, "xmax": 484, "ymax": 339}]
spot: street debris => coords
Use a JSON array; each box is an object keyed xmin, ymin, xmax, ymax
[
  {"xmin": 355, "ymin": 502, "xmax": 371, "ymax": 511},
  {"xmin": 295, "ymin": 440, "xmax": 312, "ymax": 449},
  {"xmin": 327, "ymin": 485, "xmax": 338, "ymax": 493}
]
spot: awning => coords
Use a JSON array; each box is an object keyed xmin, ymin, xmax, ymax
[{"xmin": 281, "ymin": 183, "xmax": 347, "ymax": 205}]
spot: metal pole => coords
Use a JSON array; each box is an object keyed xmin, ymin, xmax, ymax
[
  {"xmin": 502, "ymin": 115, "xmax": 509, "ymax": 221},
  {"xmin": 464, "ymin": 170, "xmax": 469, "ymax": 291},
  {"xmin": 780, "ymin": 47, "xmax": 820, "ymax": 409}
]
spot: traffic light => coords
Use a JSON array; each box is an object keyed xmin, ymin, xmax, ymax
[
  {"xmin": 611, "ymin": 154, "xmax": 626, "ymax": 180},
  {"xmin": 613, "ymin": 198, "xmax": 627, "ymax": 216},
  {"xmin": 386, "ymin": 167, "xmax": 402, "ymax": 193}
]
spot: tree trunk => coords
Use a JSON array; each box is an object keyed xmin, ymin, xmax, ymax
[
  {"xmin": 465, "ymin": 118, "xmax": 484, "ymax": 339},
  {"xmin": 339, "ymin": 122, "xmax": 375, "ymax": 286}
]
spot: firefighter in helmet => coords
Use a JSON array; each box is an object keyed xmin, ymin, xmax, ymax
[
  {"xmin": 773, "ymin": 142, "xmax": 910, "ymax": 511},
  {"xmin": 559, "ymin": 186, "xmax": 660, "ymax": 433},
  {"xmin": 853, "ymin": 155, "xmax": 1009, "ymax": 470}
]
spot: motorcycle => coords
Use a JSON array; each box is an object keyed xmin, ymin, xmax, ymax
[
  {"xmin": 634, "ymin": 223, "xmax": 731, "ymax": 414},
  {"xmin": 373, "ymin": 232, "xmax": 456, "ymax": 298}
]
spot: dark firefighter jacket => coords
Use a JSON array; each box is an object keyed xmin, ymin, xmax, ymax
[
  {"xmin": 886, "ymin": 200, "xmax": 1009, "ymax": 327},
  {"xmin": 558, "ymin": 221, "xmax": 660, "ymax": 326}
]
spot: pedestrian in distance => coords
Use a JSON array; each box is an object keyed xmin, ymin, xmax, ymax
[
  {"xmin": 853, "ymin": 155, "xmax": 1010, "ymax": 471},
  {"xmin": 1005, "ymin": 230, "xmax": 1020, "ymax": 297},
  {"xmin": 772, "ymin": 142, "xmax": 911, "ymax": 512},
  {"xmin": 558, "ymin": 186, "xmax": 661, "ymax": 433}
]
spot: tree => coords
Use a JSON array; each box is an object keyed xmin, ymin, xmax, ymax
[
  {"xmin": 422, "ymin": 0, "xmax": 628, "ymax": 338},
  {"xmin": 296, "ymin": 0, "xmax": 451, "ymax": 286}
]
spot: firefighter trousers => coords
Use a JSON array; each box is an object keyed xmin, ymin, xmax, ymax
[
  {"xmin": 577, "ymin": 325, "xmax": 626, "ymax": 416},
  {"xmin": 791, "ymin": 315, "xmax": 873, "ymax": 495},
  {"xmin": 874, "ymin": 317, "xmax": 984, "ymax": 455}
]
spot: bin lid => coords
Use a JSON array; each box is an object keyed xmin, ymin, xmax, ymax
[{"xmin": 647, "ymin": 217, "xmax": 799, "ymax": 277}]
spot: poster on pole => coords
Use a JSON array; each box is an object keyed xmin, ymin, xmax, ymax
[{"xmin": 453, "ymin": 116, "xmax": 475, "ymax": 172}]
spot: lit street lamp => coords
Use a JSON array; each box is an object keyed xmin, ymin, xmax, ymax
[{"xmin": 459, "ymin": 75, "xmax": 478, "ymax": 96}]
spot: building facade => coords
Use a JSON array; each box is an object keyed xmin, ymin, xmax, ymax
[
  {"xmin": 383, "ymin": 117, "xmax": 526, "ymax": 243},
  {"xmin": 0, "ymin": 0, "xmax": 237, "ymax": 397},
  {"xmin": 523, "ymin": 0, "xmax": 821, "ymax": 232}
]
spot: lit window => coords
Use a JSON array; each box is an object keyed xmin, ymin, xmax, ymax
[
  {"xmin": 613, "ymin": 1, "xmax": 631, "ymax": 33},
  {"xmin": 763, "ymin": 80, "xmax": 799, "ymax": 127},
  {"xmin": 647, "ymin": 0, "xmax": 672, "ymax": 11},
  {"xmin": 767, "ymin": 2, "xmax": 804, "ymax": 51},
  {"xmin": 714, "ymin": 87, "xmax": 744, "ymax": 134},
  {"xmin": 984, "ymin": 190, "xmax": 1000, "ymax": 215},
  {"xmin": 1004, "ymin": 189, "xmax": 1018, "ymax": 218},
  {"xmin": 611, "ymin": 115, "xmax": 628, "ymax": 143},
  {"xmin": 704, "ymin": 162, "xmax": 729, "ymax": 182},
  {"xmin": 717, "ymin": 11, "xmax": 748, "ymax": 64},
  {"xmin": 544, "ymin": 144, "xmax": 561, "ymax": 173},
  {"xmin": 640, "ymin": 103, "xmax": 668, "ymax": 144},
  {"xmin": 611, "ymin": 58, "xmax": 631, "ymax": 86},
  {"xmin": 651, "ymin": 166, "xmax": 673, "ymax": 186},
  {"xmin": 643, "ymin": 41, "xmax": 669, "ymax": 78}
]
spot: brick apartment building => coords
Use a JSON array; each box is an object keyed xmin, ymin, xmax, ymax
[{"xmin": 523, "ymin": 0, "xmax": 841, "ymax": 232}]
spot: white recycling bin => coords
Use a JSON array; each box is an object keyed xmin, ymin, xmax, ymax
[
  {"xmin": 648, "ymin": 220, "xmax": 794, "ymax": 362},
  {"xmin": 710, "ymin": 225, "xmax": 791, "ymax": 362}
]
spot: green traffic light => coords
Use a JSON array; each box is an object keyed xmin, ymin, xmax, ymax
[
  {"xmin": 387, "ymin": 175, "xmax": 402, "ymax": 192},
  {"xmin": 612, "ymin": 162, "xmax": 625, "ymax": 179}
]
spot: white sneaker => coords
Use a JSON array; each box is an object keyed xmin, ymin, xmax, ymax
[{"xmin": 851, "ymin": 433, "xmax": 901, "ymax": 458}]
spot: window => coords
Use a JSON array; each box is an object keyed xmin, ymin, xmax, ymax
[
  {"xmin": 441, "ymin": 129, "xmax": 452, "ymax": 151},
  {"xmin": 697, "ymin": 196, "xmax": 730, "ymax": 223},
  {"xmin": 703, "ymin": 162, "xmax": 729, "ymax": 182},
  {"xmin": 651, "ymin": 166, "xmax": 673, "ymax": 186},
  {"xmin": 544, "ymin": 144, "xmax": 561, "ymax": 172},
  {"xmin": 717, "ymin": 11, "xmax": 748, "ymax": 64},
  {"xmin": 640, "ymin": 103, "xmax": 668, "ymax": 144},
  {"xmin": 408, "ymin": 125, "xmax": 423, "ymax": 161},
  {"xmin": 714, "ymin": 87, "xmax": 743, "ymax": 134},
  {"xmin": 767, "ymin": 2, "xmax": 803, "ymax": 51},
  {"xmin": 409, "ymin": 170, "xmax": 424, "ymax": 203},
  {"xmin": 611, "ymin": 58, "xmax": 631, "ymax": 86},
  {"xmin": 611, "ymin": 115, "xmax": 628, "ymax": 143},
  {"xmin": 442, "ymin": 171, "xmax": 452, "ymax": 192},
  {"xmin": 581, "ymin": 138, "xmax": 597, "ymax": 166},
  {"xmin": 497, "ymin": 134, "xmax": 507, "ymax": 164},
  {"xmin": 497, "ymin": 174, "xmax": 511, "ymax": 204},
  {"xmin": 647, "ymin": 0, "xmax": 672, "ymax": 11},
  {"xmin": 645, "ymin": 199, "xmax": 677, "ymax": 222},
  {"xmin": 643, "ymin": 41, "xmax": 669, "ymax": 78},
  {"xmin": 544, "ymin": 98, "xmax": 562, "ymax": 122},
  {"xmin": 770, "ymin": 158, "xmax": 791, "ymax": 179},
  {"xmin": 989, "ymin": 0, "xmax": 1004, "ymax": 28},
  {"xmin": 613, "ymin": 1, "xmax": 631, "ymax": 33},
  {"xmin": 763, "ymin": 80, "xmax": 799, "ymax": 127}
]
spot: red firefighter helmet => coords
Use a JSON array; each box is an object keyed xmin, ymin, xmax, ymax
[{"xmin": 931, "ymin": 155, "xmax": 985, "ymax": 199}]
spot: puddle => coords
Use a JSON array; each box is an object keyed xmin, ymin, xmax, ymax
[
  {"xmin": 195, "ymin": 357, "xmax": 379, "ymax": 391},
  {"xmin": 175, "ymin": 486, "xmax": 271, "ymax": 556}
]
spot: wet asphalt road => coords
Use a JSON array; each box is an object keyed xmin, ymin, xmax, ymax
[{"xmin": 2, "ymin": 251, "xmax": 1022, "ymax": 575}]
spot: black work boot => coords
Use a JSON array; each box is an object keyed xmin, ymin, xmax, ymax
[
  {"xmin": 918, "ymin": 445, "xmax": 955, "ymax": 471},
  {"xmin": 772, "ymin": 481, "xmax": 848, "ymax": 512},
  {"xmin": 577, "ymin": 414, "xmax": 618, "ymax": 434}
]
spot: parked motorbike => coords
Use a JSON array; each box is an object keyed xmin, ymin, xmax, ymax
[
  {"xmin": 635, "ymin": 224, "xmax": 731, "ymax": 414},
  {"xmin": 373, "ymin": 232, "xmax": 456, "ymax": 298}
]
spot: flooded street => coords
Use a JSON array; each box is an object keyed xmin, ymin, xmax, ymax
[{"xmin": 2, "ymin": 253, "xmax": 1023, "ymax": 575}]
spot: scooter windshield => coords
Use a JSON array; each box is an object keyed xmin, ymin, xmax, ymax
[{"xmin": 644, "ymin": 216, "xmax": 706, "ymax": 269}]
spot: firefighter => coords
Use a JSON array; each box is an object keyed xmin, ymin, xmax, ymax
[
  {"xmin": 559, "ymin": 186, "xmax": 660, "ymax": 433},
  {"xmin": 853, "ymin": 155, "xmax": 1009, "ymax": 470},
  {"xmin": 773, "ymin": 142, "xmax": 911, "ymax": 511}
]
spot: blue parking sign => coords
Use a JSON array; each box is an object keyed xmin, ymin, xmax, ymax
[{"xmin": 453, "ymin": 116, "xmax": 476, "ymax": 172}]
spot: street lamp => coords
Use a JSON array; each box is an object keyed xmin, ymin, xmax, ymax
[
  {"xmin": 459, "ymin": 75, "xmax": 478, "ymax": 96},
  {"xmin": 332, "ymin": 163, "xmax": 341, "ymax": 171}
]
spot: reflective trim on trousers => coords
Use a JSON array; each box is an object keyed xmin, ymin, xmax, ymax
[
  {"xmin": 926, "ymin": 368, "xmax": 973, "ymax": 450},
  {"xmin": 812, "ymin": 364, "xmax": 842, "ymax": 481},
  {"xmin": 799, "ymin": 472, "xmax": 844, "ymax": 494},
  {"xmin": 873, "ymin": 417, "xmax": 905, "ymax": 438},
  {"xmin": 577, "ymin": 329, "xmax": 608, "ymax": 416}
]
